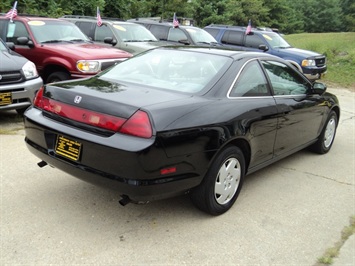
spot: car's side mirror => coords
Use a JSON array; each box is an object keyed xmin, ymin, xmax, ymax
[
  {"xmin": 312, "ymin": 82, "xmax": 327, "ymax": 95},
  {"xmin": 104, "ymin": 37, "xmax": 117, "ymax": 46},
  {"xmin": 259, "ymin": 44, "xmax": 269, "ymax": 51},
  {"xmin": 17, "ymin": 37, "xmax": 34, "ymax": 48},
  {"xmin": 178, "ymin": 39, "xmax": 190, "ymax": 45},
  {"xmin": 6, "ymin": 42, "xmax": 15, "ymax": 50}
]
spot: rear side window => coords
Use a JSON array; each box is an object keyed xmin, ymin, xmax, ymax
[
  {"xmin": 149, "ymin": 25, "xmax": 169, "ymax": 41},
  {"xmin": 230, "ymin": 60, "xmax": 270, "ymax": 97},
  {"xmin": 221, "ymin": 30, "xmax": 244, "ymax": 46}
]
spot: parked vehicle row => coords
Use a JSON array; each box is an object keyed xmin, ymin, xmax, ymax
[
  {"xmin": 0, "ymin": 15, "xmax": 132, "ymax": 84},
  {"xmin": 204, "ymin": 24, "xmax": 327, "ymax": 81}
]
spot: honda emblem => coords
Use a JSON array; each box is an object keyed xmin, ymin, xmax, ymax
[{"xmin": 74, "ymin": 96, "xmax": 82, "ymax": 104}]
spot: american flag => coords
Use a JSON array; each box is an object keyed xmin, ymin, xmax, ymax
[
  {"xmin": 173, "ymin": 13, "xmax": 179, "ymax": 28},
  {"xmin": 245, "ymin": 19, "xmax": 252, "ymax": 35},
  {"xmin": 5, "ymin": 1, "xmax": 18, "ymax": 22},
  {"xmin": 97, "ymin": 7, "xmax": 102, "ymax": 27}
]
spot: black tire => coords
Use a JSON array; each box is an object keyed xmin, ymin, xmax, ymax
[
  {"xmin": 190, "ymin": 146, "xmax": 245, "ymax": 215},
  {"xmin": 46, "ymin": 71, "xmax": 70, "ymax": 84},
  {"xmin": 16, "ymin": 107, "xmax": 28, "ymax": 115},
  {"xmin": 310, "ymin": 110, "xmax": 338, "ymax": 154}
]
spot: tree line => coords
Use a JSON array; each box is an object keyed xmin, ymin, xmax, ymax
[{"xmin": 1, "ymin": 0, "xmax": 354, "ymax": 33}]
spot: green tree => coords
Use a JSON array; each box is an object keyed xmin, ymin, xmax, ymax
[{"xmin": 341, "ymin": 0, "xmax": 355, "ymax": 31}]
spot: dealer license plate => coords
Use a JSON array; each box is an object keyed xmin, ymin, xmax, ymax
[
  {"xmin": 0, "ymin": 92, "xmax": 12, "ymax": 106},
  {"xmin": 55, "ymin": 135, "xmax": 82, "ymax": 161}
]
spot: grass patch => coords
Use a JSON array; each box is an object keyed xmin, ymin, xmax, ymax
[
  {"xmin": 284, "ymin": 32, "xmax": 355, "ymax": 90},
  {"xmin": 315, "ymin": 215, "xmax": 355, "ymax": 265}
]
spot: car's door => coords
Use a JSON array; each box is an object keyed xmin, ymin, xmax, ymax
[
  {"xmin": 4, "ymin": 21, "xmax": 38, "ymax": 68},
  {"xmin": 228, "ymin": 59, "xmax": 278, "ymax": 168},
  {"xmin": 261, "ymin": 60, "xmax": 327, "ymax": 156}
]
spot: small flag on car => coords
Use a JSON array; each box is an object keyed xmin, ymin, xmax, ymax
[
  {"xmin": 5, "ymin": 1, "xmax": 18, "ymax": 22},
  {"xmin": 173, "ymin": 13, "xmax": 179, "ymax": 28},
  {"xmin": 245, "ymin": 19, "xmax": 252, "ymax": 35},
  {"xmin": 97, "ymin": 6, "xmax": 102, "ymax": 27}
]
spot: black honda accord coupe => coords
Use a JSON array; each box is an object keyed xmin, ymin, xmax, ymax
[{"xmin": 24, "ymin": 47, "xmax": 340, "ymax": 215}]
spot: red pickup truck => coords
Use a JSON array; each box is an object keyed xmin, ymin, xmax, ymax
[{"xmin": 0, "ymin": 15, "xmax": 132, "ymax": 83}]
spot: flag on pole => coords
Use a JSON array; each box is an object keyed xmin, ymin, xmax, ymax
[
  {"xmin": 245, "ymin": 19, "xmax": 252, "ymax": 35},
  {"xmin": 97, "ymin": 7, "xmax": 102, "ymax": 27},
  {"xmin": 5, "ymin": 1, "xmax": 18, "ymax": 22},
  {"xmin": 173, "ymin": 13, "xmax": 179, "ymax": 28}
]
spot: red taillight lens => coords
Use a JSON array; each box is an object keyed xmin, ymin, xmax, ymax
[
  {"xmin": 119, "ymin": 110, "xmax": 152, "ymax": 138},
  {"xmin": 33, "ymin": 86, "xmax": 44, "ymax": 108},
  {"xmin": 42, "ymin": 98, "xmax": 126, "ymax": 131},
  {"xmin": 34, "ymin": 90, "xmax": 153, "ymax": 138}
]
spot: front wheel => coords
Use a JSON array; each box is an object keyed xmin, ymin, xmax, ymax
[
  {"xmin": 190, "ymin": 146, "xmax": 245, "ymax": 215},
  {"xmin": 310, "ymin": 110, "xmax": 338, "ymax": 154},
  {"xmin": 46, "ymin": 71, "xmax": 70, "ymax": 84}
]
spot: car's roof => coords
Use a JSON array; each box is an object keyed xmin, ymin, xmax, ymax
[
  {"xmin": 154, "ymin": 46, "xmax": 276, "ymax": 60},
  {"xmin": 130, "ymin": 19, "xmax": 200, "ymax": 29},
  {"xmin": 0, "ymin": 15, "xmax": 69, "ymax": 22},
  {"xmin": 61, "ymin": 15, "xmax": 138, "ymax": 26},
  {"xmin": 205, "ymin": 24, "xmax": 278, "ymax": 34}
]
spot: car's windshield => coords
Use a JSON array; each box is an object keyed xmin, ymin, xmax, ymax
[
  {"xmin": 112, "ymin": 23, "xmax": 158, "ymax": 42},
  {"xmin": 28, "ymin": 20, "xmax": 90, "ymax": 43},
  {"xmin": 99, "ymin": 49, "xmax": 232, "ymax": 93},
  {"xmin": 262, "ymin": 32, "xmax": 291, "ymax": 48},
  {"xmin": 186, "ymin": 27, "xmax": 218, "ymax": 44}
]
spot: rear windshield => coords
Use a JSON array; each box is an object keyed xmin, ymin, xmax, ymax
[{"xmin": 99, "ymin": 49, "xmax": 232, "ymax": 94}]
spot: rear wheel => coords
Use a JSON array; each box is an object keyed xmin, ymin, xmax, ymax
[
  {"xmin": 190, "ymin": 146, "xmax": 245, "ymax": 215},
  {"xmin": 46, "ymin": 71, "xmax": 70, "ymax": 83},
  {"xmin": 310, "ymin": 110, "xmax": 338, "ymax": 154}
]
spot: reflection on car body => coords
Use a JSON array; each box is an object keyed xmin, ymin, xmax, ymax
[{"xmin": 24, "ymin": 47, "xmax": 340, "ymax": 215}]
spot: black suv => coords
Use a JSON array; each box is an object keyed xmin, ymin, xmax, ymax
[
  {"xmin": 0, "ymin": 37, "xmax": 42, "ymax": 114},
  {"xmin": 61, "ymin": 16, "xmax": 168, "ymax": 55},
  {"xmin": 129, "ymin": 19, "xmax": 219, "ymax": 46},
  {"xmin": 204, "ymin": 25, "xmax": 327, "ymax": 81}
]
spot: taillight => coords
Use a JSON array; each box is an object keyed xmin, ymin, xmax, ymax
[
  {"xmin": 33, "ymin": 86, "xmax": 44, "ymax": 108},
  {"xmin": 34, "ymin": 90, "xmax": 153, "ymax": 138},
  {"xmin": 119, "ymin": 110, "xmax": 153, "ymax": 138}
]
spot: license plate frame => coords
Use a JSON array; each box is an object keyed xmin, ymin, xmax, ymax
[
  {"xmin": 55, "ymin": 135, "xmax": 82, "ymax": 161},
  {"xmin": 0, "ymin": 92, "xmax": 12, "ymax": 106}
]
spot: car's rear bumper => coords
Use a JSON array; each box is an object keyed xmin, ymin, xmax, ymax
[
  {"xmin": 25, "ymin": 137, "xmax": 200, "ymax": 202},
  {"xmin": 24, "ymin": 108, "xmax": 202, "ymax": 202}
]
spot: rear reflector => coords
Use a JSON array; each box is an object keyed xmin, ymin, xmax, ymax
[{"xmin": 33, "ymin": 87, "xmax": 153, "ymax": 138}]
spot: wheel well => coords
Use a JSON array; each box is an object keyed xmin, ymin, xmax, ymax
[
  {"xmin": 221, "ymin": 138, "xmax": 251, "ymax": 173},
  {"xmin": 287, "ymin": 60, "xmax": 302, "ymax": 73},
  {"xmin": 42, "ymin": 65, "xmax": 70, "ymax": 82},
  {"xmin": 331, "ymin": 106, "xmax": 340, "ymax": 122}
]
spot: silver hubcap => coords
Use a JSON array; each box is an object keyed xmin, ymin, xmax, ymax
[
  {"xmin": 214, "ymin": 158, "xmax": 241, "ymax": 205},
  {"xmin": 324, "ymin": 117, "xmax": 336, "ymax": 148}
]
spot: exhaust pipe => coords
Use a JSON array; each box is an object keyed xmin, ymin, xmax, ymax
[
  {"xmin": 119, "ymin": 195, "xmax": 131, "ymax": 206},
  {"xmin": 37, "ymin": 161, "xmax": 48, "ymax": 168}
]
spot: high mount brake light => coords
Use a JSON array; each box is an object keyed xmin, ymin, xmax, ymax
[{"xmin": 33, "ymin": 88, "xmax": 153, "ymax": 138}]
